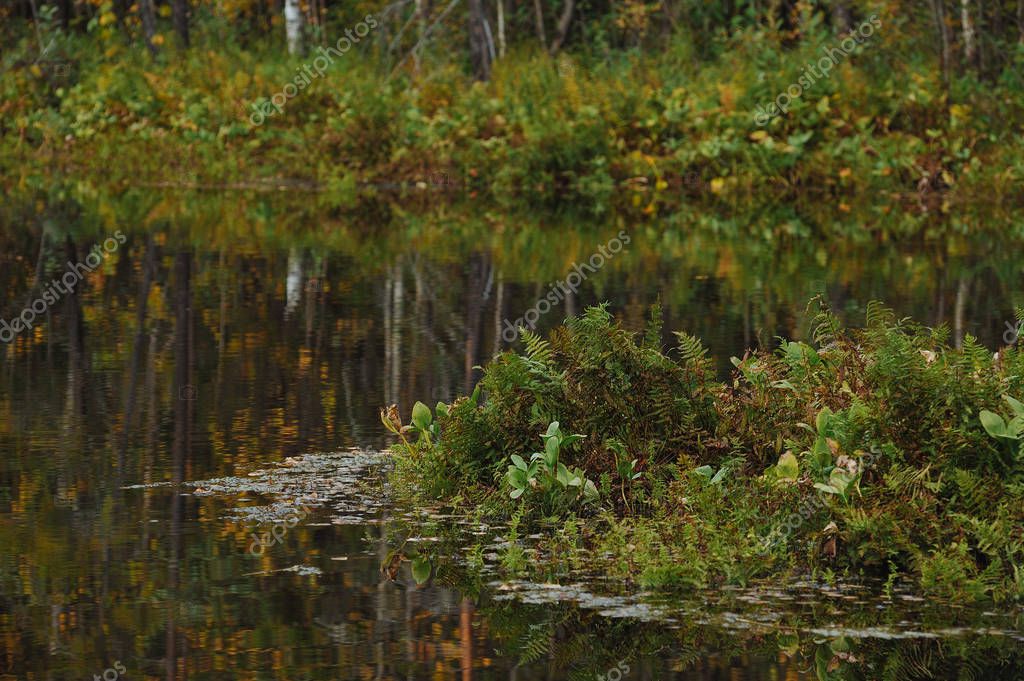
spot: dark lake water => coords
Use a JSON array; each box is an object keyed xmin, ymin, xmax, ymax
[{"xmin": 1, "ymin": 192, "xmax": 1023, "ymax": 679}]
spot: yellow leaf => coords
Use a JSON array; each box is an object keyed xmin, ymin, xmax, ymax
[
  {"xmin": 655, "ymin": 179, "xmax": 667, "ymax": 191},
  {"xmin": 152, "ymin": 34, "xmax": 165, "ymax": 45},
  {"xmin": 839, "ymin": 168, "xmax": 851, "ymax": 178},
  {"xmin": 749, "ymin": 130, "xmax": 768, "ymax": 142},
  {"xmin": 710, "ymin": 178, "xmax": 726, "ymax": 194}
]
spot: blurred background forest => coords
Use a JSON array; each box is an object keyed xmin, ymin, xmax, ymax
[{"xmin": 2, "ymin": 0, "xmax": 1023, "ymax": 215}]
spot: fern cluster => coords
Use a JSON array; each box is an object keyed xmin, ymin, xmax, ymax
[{"xmin": 392, "ymin": 299, "xmax": 1024, "ymax": 602}]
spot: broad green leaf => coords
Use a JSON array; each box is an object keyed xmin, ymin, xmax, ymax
[
  {"xmin": 411, "ymin": 401, "xmax": 432, "ymax": 430},
  {"xmin": 411, "ymin": 556, "xmax": 431, "ymax": 584},
  {"xmin": 815, "ymin": 407, "xmax": 833, "ymax": 434},
  {"xmin": 1004, "ymin": 395, "xmax": 1024, "ymax": 418},
  {"xmin": 980, "ymin": 410, "xmax": 1008, "ymax": 438},
  {"xmin": 435, "ymin": 402, "xmax": 449, "ymax": 418},
  {"xmin": 814, "ymin": 482, "xmax": 839, "ymax": 495},
  {"xmin": 829, "ymin": 469, "xmax": 854, "ymax": 494},
  {"xmin": 510, "ymin": 454, "xmax": 527, "ymax": 471},
  {"xmin": 710, "ymin": 467, "xmax": 729, "ymax": 485},
  {"xmin": 693, "ymin": 465, "xmax": 714, "ymax": 479},
  {"xmin": 1008, "ymin": 415, "xmax": 1024, "ymax": 438},
  {"xmin": 545, "ymin": 421, "xmax": 560, "ymax": 438},
  {"xmin": 776, "ymin": 452, "xmax": 799, "ymax": 481},
  {"xmin": 583, "ymin": 479, "xmax": 599, "ymax": 501},
  {"xmin": 812, "ymin": 437, "xmax": 832, "ymax": 469}
]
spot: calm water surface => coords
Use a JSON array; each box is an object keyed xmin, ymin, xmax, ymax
[{"xmin": 1, "ymin": 193, "xmax": 1023, "ymax": 679}]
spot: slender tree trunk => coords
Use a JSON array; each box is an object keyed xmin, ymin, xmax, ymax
[
  {"xmin": 931, "ymin": 0, "xmax": 952, "ymax": 84},
  {"xmin": 532, "ymin": 0, "xmax": 547, "ymax": 50},
  {"xmin": 497, "ymin": 0, "xmax": 506, "ymax": 58},
  {"xmin": 171, "ymin": 0, "xmax": 189, "ymax": 47},
  {"xmin": 285, "ymin": 0, "xmax": 304, "ymax": 55},
  {"xmin": 961, "ymin": 0, "xmax": 977, "ymax": 69},
  {"xmin": 467, "ymin": 0, "xmax": 492, "ymax": 80},
  {"xmin": 549, "ymin": 0, "xmax": 575, "ymax": 54},
  {"xmin": 139, "ymin": 0, "xmax": 159, "ymax": 55}
]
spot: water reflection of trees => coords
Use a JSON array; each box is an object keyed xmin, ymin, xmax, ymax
[{"xmin": 1, "ymin": 193, "xmax": 1023, "ymax": 678}]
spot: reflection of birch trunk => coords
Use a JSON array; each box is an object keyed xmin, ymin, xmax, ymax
[
  {"xmin": 118, "ymin": 235, "xmax": 154, "ymax": 474},
  {"xmin": 493, "ymin": 273, "xmax": 504, "ymax": 356},
  {"xmin": 391, "ymin": 262, "xmax": 404, "ymax": 407},
  {"xmin": 954, "ymin": 275, "xmax": 969, "ymax": 348},
  {"xmin": 460, "ymin": 597, "xmax": 473, "ymax": 680}
]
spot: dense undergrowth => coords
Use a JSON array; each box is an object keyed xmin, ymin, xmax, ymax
[
  {"xmin": 388, "ymin": 301, "xmax": 1024, "ymax": 603},
  {"xmin": 4, "ymin": 13, "xmax": 1024, "ymax": 222}
]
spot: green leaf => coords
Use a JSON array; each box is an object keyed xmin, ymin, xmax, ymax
[
  {"xmin": 775, "ymin": 452, "xmax": 799, "ymax": 481},
  {"xmin": 510, "ymin": 487, "xmax": 524, "ymax": 499},
  {"xmin": 510, "ymin": 454, "xmax": 528, "ymax": 471},
  {"xmin": 544, "ymin": 421, "xmax": 560, "ymax": 439},
  {"xmin": 411, "ymin": 556, "xmax": 431, "ymax": 584},
  {"xmin": 829, "ymin": 468, "xmax": 855, "ymax": 495},
  {"xmin": 411, "ymin": 401, "xmax": 432, "ymax": 430},
  {"xmin": 435, "ymin": 402, "xmax": 449, "ymax": 419},
  {"xmin": 710, "ymin": 467, "xmax": 729, "ymax": 485},
  {"xmin": 1004, "ymin": 395, "xmax": 1024, "ymax": 418},
  {"xmin": 980, "ymin": 410, "xmax": 1008, "ymax": 438},
  {"xmin": 815, "ymin": 407, "xmax": 833, "ymax": 435},
  {"xmin": 583, "ymin": 479, "xmax": 599, "ymax": 501},
  {"xmin": 556, "ymin": 462, "xmax": 571, "ymax": 486},
  {"xmin": 561, "ymin": 433, "xmax": 585, "ymax": 448},
  {"xmin": 693, "ymin": 465, "xmax": 714, "ymax": 479},
  {"xmin": 813, "ymin": 482, "xmax": 839, "ymax": 495},
  {"xmin": 1008, "ymin": 415, "xmax": 1024, "ymax": 438}
]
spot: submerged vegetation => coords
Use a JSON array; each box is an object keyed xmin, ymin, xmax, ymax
[{"xmin": 389, "ymin": 301, "xmax": 1024, "ymax": 603}]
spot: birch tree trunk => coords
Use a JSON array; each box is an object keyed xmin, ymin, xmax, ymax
[
  {"xmin": 285, "ymin": 0, "xmax": 305, "ymax": 56},
  {"xmin": 961, "ymin": 0, "xmax": 977, "ymax": 69}
]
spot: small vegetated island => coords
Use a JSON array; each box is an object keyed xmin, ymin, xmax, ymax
[{"xmin": 386, "ymin": 301, "xmax": 1024, "ymax": 603}]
